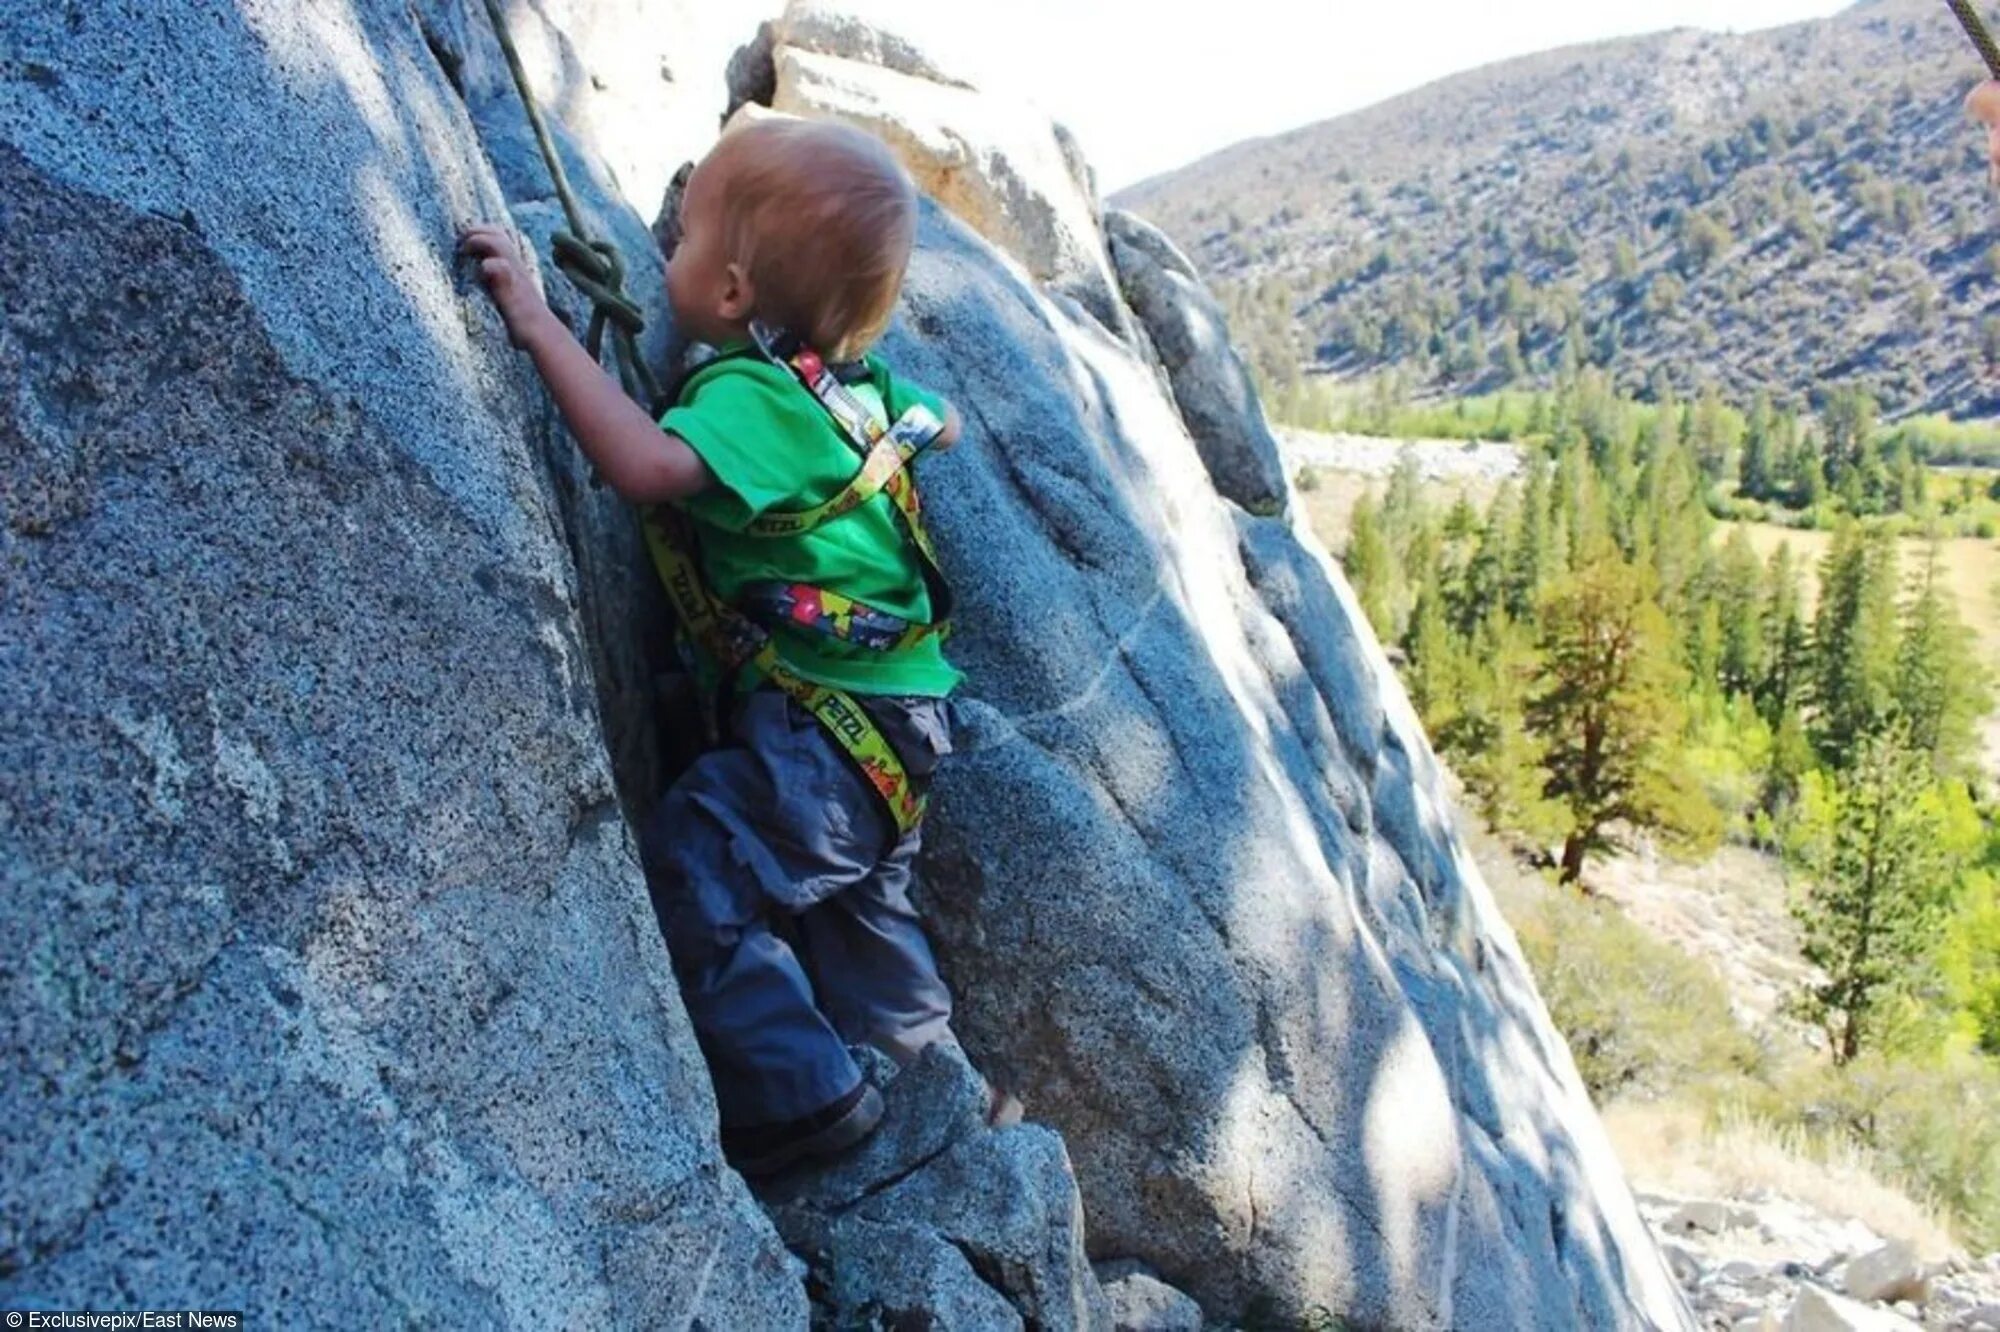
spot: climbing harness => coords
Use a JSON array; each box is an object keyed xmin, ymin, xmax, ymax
[
  {"xmin": 737, "ymin": 319, "xmax": 955, "ymax": 642},
  {"xmin": 474, "ymin": 4, "xmax": 959, "ymax": 845},
  {"xmin": 638, "ymin": 328, "xmax": 954, "ymax": 842},
  {"xmin": 1948, "ymin": 0, "xmax": 2000, "ymax": 77}
]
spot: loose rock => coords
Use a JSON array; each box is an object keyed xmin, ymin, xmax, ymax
[
  {"xmin": 1783, "ymin": 1284, "xmax": 1921, "ymax": 1332},
  {"xmin": 1845, "ymin": 1241, "xmax": 1926, "ymax": 1306},
  {"xmin": 1095, "ymin": 1259, "xmax": 1205, "ymax": 1332}
]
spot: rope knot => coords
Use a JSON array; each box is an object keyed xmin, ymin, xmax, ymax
[
  {"xmin": 552, "ymin": 230, "xmax": 646, "ymax": 337},
  {"xmin": 479, "ymin": 0, "xmax": 664, "ymax": 420}
]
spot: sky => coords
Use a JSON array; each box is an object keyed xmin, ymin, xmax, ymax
[{"xmin": 875, "ymin": 0, "xmax": 1856, "ymax": 192}]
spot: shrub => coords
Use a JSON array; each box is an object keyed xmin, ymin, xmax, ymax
[
  {"xmin": 1510, "ymin": 882, "xmax": 1765, "ymax": 1101},
  {"xmin": 1601, "ymin": 1101, "xmax": 1959, "ymax": 1256},
  {"xmin": 1739, "ymin": 1054, "xmax": 2000, "ymax": 1252}
]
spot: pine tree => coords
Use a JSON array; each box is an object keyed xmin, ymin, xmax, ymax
[
  {"xmin": 1809, "ymin": 524, "xmax": 1900, "ymax": 767},
  {"xmin": 1739, "ymin": 391, "xmax": 1775, "ymax": 500},
  {"xmin": 1498, "ymin": 324, "xmax": 1528, "ymax": 384},
  {"xmin": 1796, "ymin": 425, "xmax": 1828, "ymax": 510},
  {"xmin": 1507, "ymin": 460, "xmax": 1554, "ymax": 619},
  {"xmin": 1714, "ymin": 528, "xmax": 1766, "ymax": 696},
  {"xmin": 1528, "ymin": 556, "xmax": 1716, "ymax": 884},
  {"xmin": 1344, "ymin": 496, "xmax": 1396, "ymax": 639},
  {"xmin": 1894, "ymin": 542, "xmax": 1994, "ymax": 772},
  {"xmin": 1525, "ymin": 392, "xmax": 1551, "ymax": 437},
  {"xmin": 1941, "ymin": 860, "xmax": 2000, "ymax": 1056},
  {"xmin": 1641, "ymin": 375, "xmax": 1682, "ymax": 467},
  {"xmin": 1757, "ymin": 542, "xmax": 1810, "ymax": 728},
  {"xmin": 1381, "ymin": 453, "xmax": 1427, "ymax": 535},
  {"xmin": 1553, "ymin": 436, "xmax": 1613, "ymax": 569},
  {"xmin": 1689, "ymin": 384, "xmax": 1737, "ymax": 482},
  {"xmin": 1403, "ymin": 582, "xmax": 1457, "ymax": 727},
  {"xmin": 1819, "ymin": 385, "xmax": 1880, "ymax": 506},
  {"xmin": 1791, "ymin": 725, "xmax": 1958, "ymax": 1064},
  {"xmin": 1636, "ymin": 430, "xmax": 1710, "ymax": 617},
  {"xmin": 1766, "ymin": 707, "xmax": 1815, "ymax": 815},
  {"xmin": 1441, "ymin": 612, "xmax": 1556, "ymax": 838},
  {"xmin": 1453, "ymin": 485, "xmax": 1514, "ymax": 637}
]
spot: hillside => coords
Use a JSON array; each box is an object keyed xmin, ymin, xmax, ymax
[{"xmin": 1116, "ymin": 0, "xmax": 2000, "ymax": 421}]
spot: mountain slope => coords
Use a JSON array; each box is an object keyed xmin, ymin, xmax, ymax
[{"xmin": 1116, "ymin": 0, "xmax": 2000, "ymax": 420}]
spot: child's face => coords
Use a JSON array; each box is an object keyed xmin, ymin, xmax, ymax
[{"xmin": 664, "ymin": 153, "xmax": 750, "ymax": 346}]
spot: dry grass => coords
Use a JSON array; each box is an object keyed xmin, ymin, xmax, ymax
[
  {"xmin": 1603, "ymin": 1099, "xmax": 1960, "ymax": 1260},
  {"xmin": 1295, "ymin": 472, "xmax": 1383, "ymax": 551}
]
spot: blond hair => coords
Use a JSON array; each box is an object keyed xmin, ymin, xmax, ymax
[{"xmin": 708, "ymin": 117, "xmax": 917, "ymax": 359}]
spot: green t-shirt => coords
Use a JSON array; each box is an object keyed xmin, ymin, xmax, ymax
[{"xmin": 656, "ymin": 343, "xmax": 965, "ymax": 698}]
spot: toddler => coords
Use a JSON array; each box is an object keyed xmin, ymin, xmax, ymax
[{"xmin": 460, "ymin": 116, "xmax": 990, "ymax": 1174}]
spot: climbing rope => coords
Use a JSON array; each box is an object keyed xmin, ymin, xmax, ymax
[
  {"xmin": 476, "ymin": 0, "xmax": 665, "ymax": 416},
  {"xmin": 1949, "ymin": 0, "xmax": 2000, "ymax": 78}
]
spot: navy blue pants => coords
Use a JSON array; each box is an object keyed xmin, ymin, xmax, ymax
[{"xmin": 640, "ymin": 687, "xmax": 956, "ymax": 1129}]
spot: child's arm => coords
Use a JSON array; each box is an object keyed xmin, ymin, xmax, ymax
[
  {"xmin": 458, "ymin": 223, "xmax": 712, "ymax": 503},
  {"xmin": 937, "ymin": 401, "xmax": 963, "ymax": 449}
]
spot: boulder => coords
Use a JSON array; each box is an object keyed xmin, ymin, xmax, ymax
[
  {"xmin": 1096, "ymin": 1259, "xmax": 1207, "ymax": 1331},
  {"xmin": 1663, "ymin": 1240, "xmax": 1707, "ymax": 1286},
  {"xmin": 762, "ymin": 2, "xmax": 1129, "ymax": 333},
  {"xmin": 1843, "ymin": 1240, "xmax": 1926, "ymax": 1305},
  {"xmin": 768, "ymin": 1046, "xmax": 1108, "ymax": 1329},
  {"xmin": 1669, "ymin": 1199, "xmax": 1752, "ymax": 1236},
  {"xmin": 725, "ymin": 18, "xmax": 781, "ymax": 121},
  {"xmin": 0, "ymin": 0, "xmax": 798, "ymax": 1322},
  {"xmin": 852, "ymin": 1126, "xmax": 1108, "ymax": 1329},
  {"xmin": 779, "ymin": 1214, "xmax": 1028, "ymax": 1329},
  {"xmin": 879, "ymin": 200, "xmax": 1691, "ymax": 1328},
  {"xmin": 1927, "ymin": 1254, "xmax": 2000, "ymax": 1328},
  {"xmin": 1106, "ymin": 209, "xmax": 1288, "ymax": 513},
  {"xmin": 1782, "ymin": 1284, "xmax": 1921, "ymax": 1332},
  {"xmin": 760, "ymin": 1041, "xmax": 990, "ymax": 1214},
  {"xmin": 778, "ymin": 0, "xmax": 976, "ymax": 88}
]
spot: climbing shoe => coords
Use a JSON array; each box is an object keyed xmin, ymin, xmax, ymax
[{"xmin": 722, "ymin": 1082, "xmax": 885, "ymax": 1178}]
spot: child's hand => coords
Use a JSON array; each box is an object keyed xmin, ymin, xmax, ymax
[
  {"xmin": 1967, "ymin": 81, "xmax": 2000, "ymax": 187},
  {"xmin": 458, "ymin": 223, "xmax": 556, "ymax": 349}
]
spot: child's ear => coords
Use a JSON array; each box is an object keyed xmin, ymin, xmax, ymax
[{"xmin": 718, "ymin": 261, "xmax": 754, "ymax": 321}]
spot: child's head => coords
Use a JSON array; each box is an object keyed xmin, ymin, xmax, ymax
[{"xmin": 666, "ymin": 117, "xmax": 917, "ymax": 360}]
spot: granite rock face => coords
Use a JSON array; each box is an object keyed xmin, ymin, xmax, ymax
[
  {"xmin": 765, "ymin": 1045, "xmax": 1116, "ymax": 1330},
  {"xmin": 1105, "ymin": 209, "xmax": 1289, "ymax": 515},
  {"xmin": 5, "ymin": 1, "xmax": 1689, "ymax": 1329},
  {"xmin": 880, "ymin": 201, "xmax": 1693, "ymax": 1328},
  {"xmin": 0, "ymin": 1, "xmax": 798, "ymax": 1324}
]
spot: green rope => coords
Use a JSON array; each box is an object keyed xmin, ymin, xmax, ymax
[
  {"xmin": 476, "ymin": 0, "xmax": 665, "ymax": 418},
  {"xmin": 1949, "ymin": 0, "xmax": 2000, "ymax": 78}
]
